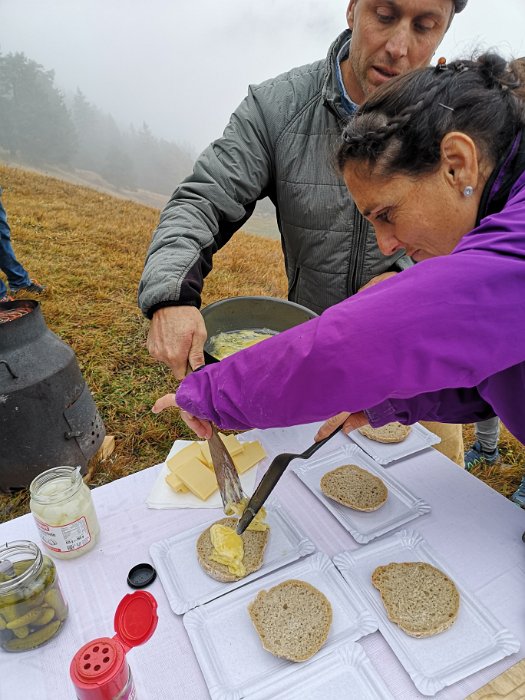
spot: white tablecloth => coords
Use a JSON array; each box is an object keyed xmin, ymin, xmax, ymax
[{"xmin": 1, "ymin": 423, "xmax": 524, "ymax": 699}]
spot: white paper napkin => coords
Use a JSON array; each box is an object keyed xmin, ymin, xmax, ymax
[{"xmin": 146, "ymin": 439, "xmax": 260, "ymax": 509}]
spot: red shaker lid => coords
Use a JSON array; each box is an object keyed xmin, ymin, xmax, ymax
[
  {"xmin": 70, "ymin": 592, "xmax": 158, "ymax": 699},
  {"xmin": 70, "ymin": 636, "xmax": 126, "ymax": 700},
  {"xmin": 113, "ymin": 590, "xmax": 158, "ymax": 652}
]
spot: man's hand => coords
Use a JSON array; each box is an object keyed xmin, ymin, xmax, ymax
[
  {"xmin": 314, "ymin": 411, "xmax": 368, "ymax": 441},
  {"xmin": 152, "ymin": 393, "xmax": 213, "ymax": 439},
  {"xmin": 147, "ymin": 306, "xmax": 208, "ymax": 379},
  {"xmin": 358, "ymin": 271, "xmax": 397, "ymax": 292}
]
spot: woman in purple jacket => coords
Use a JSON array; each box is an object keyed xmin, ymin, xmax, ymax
[{"xmin": 154, "ymin": 53, "xmax": 525, "ymax": 447}]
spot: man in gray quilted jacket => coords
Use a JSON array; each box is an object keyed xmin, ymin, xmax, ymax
[{"xmin": 139, "ymin": 0, "xmax": 468, "ymax": 464}]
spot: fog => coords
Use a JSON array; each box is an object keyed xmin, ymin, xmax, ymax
[{"xmin": 2, "ymin": 0, "xmax": 525, "ymax": 153}]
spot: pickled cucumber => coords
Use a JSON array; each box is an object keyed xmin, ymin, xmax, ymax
[
  {"xmin": 44, "ymin": 588, "xmax": 68, "ymax": 621},
  {"xmin": 12, "ymin": 559, "xmax": 34, "ymax": 577},
  {"xmin": 0, "ymin": 555, "xmax": 67, "ymax": 651},
  {"xmin": 6, "ymin": 606, "xmax": 43, "ymax": 629},
  {"xmin": 34, "ymin": 607, "xmax": 55, "ymax": 626},
  {"xmin": 0, "ymin": 603, "xmax": 20, "ymax": 623},
  {"xmin": 4, "ymin": 619, "xmax": 62, "ymax": 651}
]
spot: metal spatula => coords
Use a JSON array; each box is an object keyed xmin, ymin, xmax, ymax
[{"xmin": 236, "ymin": 424, "xmax": 343, "ymax": 534}]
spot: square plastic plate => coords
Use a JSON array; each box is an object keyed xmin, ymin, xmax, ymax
[
  {"xmin": 291, "ymin": 444, "xmax": 430, "ymax": 544},
  {"xmin": 334, "ymin": 529, "xmax": 520, "ymax": 696},
  {"xmin": 348, "ymin": 422, "xmax": 440, "ymax": 466},
  {"xmin": 183, "ymin": 551, "xmax": 378, "ymax": 700},
  {"xmin": 150, "ymin": 498, "xmax": 315, "ymax": 614}
]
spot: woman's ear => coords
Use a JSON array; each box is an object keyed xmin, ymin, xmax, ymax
[{"xmin": 440, "ymin": 132, "xmax": 479, "ymax": 193}]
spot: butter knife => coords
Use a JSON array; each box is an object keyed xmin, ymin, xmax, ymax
[{"xmin": 194, "ymin": 352, "xmax": 244, "ymax": 509}]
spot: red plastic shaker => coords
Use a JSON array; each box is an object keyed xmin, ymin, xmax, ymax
[{"xmin": 70, "ymin": 591, "xmax": 158, "ymax": 700}]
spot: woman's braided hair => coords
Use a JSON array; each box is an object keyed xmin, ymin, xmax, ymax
[{"xmin": 338, "ymin": 53, "xmax": 525, "ymax": 177}]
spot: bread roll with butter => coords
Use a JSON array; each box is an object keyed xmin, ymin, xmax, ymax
[
  {"xmin": 372, "ymin": 562, "xmax": 460, "ymax": 637},
  {"xmin": 248, "ymin": 579, "xmax": 332, "ymax": 662},
  {"xmin": 196, "ymin": 517, "xmax": 269, "ymax": 582}
]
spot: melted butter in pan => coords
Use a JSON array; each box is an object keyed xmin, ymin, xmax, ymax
[{"xmin": 207, "ymin": 329, "xmax": 277, "ymax": 360}]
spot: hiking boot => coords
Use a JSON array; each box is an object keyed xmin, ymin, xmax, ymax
[
  {"xmin": 464, "ymin": 441, "xmax": 499, "ymax": 471},
  {"xmin": 0, "ymin": 294, "xmax": 14, "ymax": 303},
  {"xmin": 510, "ymin": 475, "xmax": 525, "ymax": 508},
  {"xmin": 11, "ymin": 279, "xmax": 46, "ymax": 295}
]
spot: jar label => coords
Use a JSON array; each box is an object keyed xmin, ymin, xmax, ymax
[{"xmin": 34, "ymin": 515, "xmax": 92, "ymax": 553}]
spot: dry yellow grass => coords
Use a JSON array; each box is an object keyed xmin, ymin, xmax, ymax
[{"xmin": 0, "ymin": 163, "xmax": 523, "ymax": 522}]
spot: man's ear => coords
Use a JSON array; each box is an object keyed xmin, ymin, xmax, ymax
[
  {"xmin": 347, "ymin": 0, "xmax": 356, "ymax": 29},
  {"xmin": 440, "ymin": 132, "xmax": 479, "ymax": 193}
]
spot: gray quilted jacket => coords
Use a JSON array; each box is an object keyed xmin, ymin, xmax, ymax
[{"xmin": 139, "ymin": 30, "xmax": 409, "ymax": 318}]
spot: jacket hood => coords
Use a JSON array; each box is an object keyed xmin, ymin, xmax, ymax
[{"xmin": 477, "ymin": 129, "xmax": 525, "ymax": 225}]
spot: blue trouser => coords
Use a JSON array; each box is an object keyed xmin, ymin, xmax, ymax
[
  {"xmin": 0, "ymin": 195, "xmax": 31, "ymax": 297},
  {"xmin": 475, "ymin": 416, "xmax": 500, "ymax": 452}
]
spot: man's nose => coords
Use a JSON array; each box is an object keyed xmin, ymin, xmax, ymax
[
  {"xmin": 377, "ymin": 231, "xmax": 403, "ymax": 256},
  {"xmin": 384, "ymin": 25, "xmax": 410, "ymax": 61}
]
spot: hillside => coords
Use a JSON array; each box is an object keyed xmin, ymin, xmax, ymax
[{"xmin": 0, "ymin": 163, "xmax": 523, "ymax": 521}]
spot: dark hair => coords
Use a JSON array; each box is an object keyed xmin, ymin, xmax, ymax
[{"xmin": 338, "ymin": 53, "xmax": 525, "ymax": 177}]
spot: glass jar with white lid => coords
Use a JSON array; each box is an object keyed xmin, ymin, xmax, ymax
[{"xmin": 30, "ymin": 466, "xmax": 100, "ymax": 559}]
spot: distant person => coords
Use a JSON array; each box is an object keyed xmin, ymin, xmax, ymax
[
  {"xmin": 465, "ymin": 417, "xmax": 500, "ymax": 470},
  {"xmin": 0, "ymin": 187, "xmax": 45, "ymax": 302},
  {"xmin": 510, "ymin": 471, "xmax": 525, "ymax": 508},
  {"xmin": 155, "ymin": 53, "xmax": 525, "ymax": 452},
  {"xmin": 139, "ymin": 0, "xmax": 468, "ymax": 466}
]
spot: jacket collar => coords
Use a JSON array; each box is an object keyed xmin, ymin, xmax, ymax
[{"xmin": 322, "ymin": 29, "xmax": 354, "ymax": 121}]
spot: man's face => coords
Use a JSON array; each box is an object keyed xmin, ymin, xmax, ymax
[{"xmin": 343, "ymin": 0, "xmax": 453, "ymax": 103}]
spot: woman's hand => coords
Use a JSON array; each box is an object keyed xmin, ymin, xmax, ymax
[
  {"xmin": 314, "ymin": 411, "xmax": 369, "ymax": 441},
  {"xmin": 152, "ymin": 393, "xmax": 213, "ymax": 439}
]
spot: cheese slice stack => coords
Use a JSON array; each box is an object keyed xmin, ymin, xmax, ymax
[{"xmin": 165, "ymin": 434, "xmax": 266, "ymax": 500}]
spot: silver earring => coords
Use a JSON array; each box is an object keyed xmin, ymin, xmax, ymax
[{"xmin": 463, "ymin": 185, "xmax": 474, "ymax": 197}]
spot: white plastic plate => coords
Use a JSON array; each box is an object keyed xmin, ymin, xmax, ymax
[
  {"xmin": 348, "ymin": 422, "xmax": 440, "ymax": 465},
  {"xmin": 291, "ymin": 444, "xmax": 430, "ymax": 544},
  {"xmin": 247, "ymin": 641, "xmax": 395, "ymax": 700},
  {"xmin": 183, "ymin": 551, "xmax": 378, "ymax": 700},
  {"xmin": 334, "ymin": 529, "xmax": 520, "ymax": 696},
  {"xmin": 149, "ymin": 498, "xmax": 315, "ymax": 614}
]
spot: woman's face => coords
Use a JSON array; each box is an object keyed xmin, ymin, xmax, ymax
[{"xmin": 343, "ymin": 161, "xmax": 479, "ymax": 261}]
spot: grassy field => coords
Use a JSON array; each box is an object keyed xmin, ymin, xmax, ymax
[{"xmin": 0, "ymin": 163, "xmax": 523, "ymax": 523}]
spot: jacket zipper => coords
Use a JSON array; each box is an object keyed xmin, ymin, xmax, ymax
[{"xmin": 348, "ymin": 207, "xmax": 367, "ymax": 296}]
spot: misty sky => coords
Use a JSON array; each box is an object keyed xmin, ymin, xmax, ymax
[{"xmin": 2, "ymin": 1, "xmax": 525, "ymax": 154}]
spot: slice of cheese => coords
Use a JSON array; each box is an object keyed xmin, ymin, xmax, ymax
[
  {"xmin": 232, "ymin": 441, "xmax": 266, "ymax": 474},
  {"xmin": 199, "ymin": 433, "xmax": 243, "ymax": 469},
  {"xmin": 198, "ymin": 442, "xmax": 213, "ymax": 468},
  {"xmin": 166, "ymin": 442, "xmax": 205, "ymax": 472},
  {"xmin": 165, "ymin": 471, "xmax": 189, "ymax": 493},
  {"xmin": 175, "ymin": 457, "xmax": 218, "ymax": 500},
  {"xmin": 221, "ymin": 434, "xmax": 244, "ymax": 456}
]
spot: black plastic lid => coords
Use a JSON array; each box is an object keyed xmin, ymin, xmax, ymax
[{"xmin": 127, "ymin": 562, "xmax": 157, "ymax": 589}]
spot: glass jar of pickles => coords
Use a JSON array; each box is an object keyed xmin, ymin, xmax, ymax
[
  {"xmin": 30, "ymin": 466, "xmax": 100, "ymax": 559},
  {"xmin": 0, "ymin": 540, "xmax": 68, "ymax": 652}
]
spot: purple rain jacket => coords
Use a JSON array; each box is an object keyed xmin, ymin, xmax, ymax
[{"xmin": 176, "ymin": 135, "xmax": 525, "ymax": 445}]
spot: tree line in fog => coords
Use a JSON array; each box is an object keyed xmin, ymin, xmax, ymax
[{"xmin": 0, "ymin": 51, "xmax": 194, "ymax": 194}]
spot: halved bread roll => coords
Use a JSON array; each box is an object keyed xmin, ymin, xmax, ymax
[
  {"xmin": 248, "ymin": 579, "xmax": 332, "ymax": 662},
  {"xmin": 358, "ymin": 422, "xmax": 412, "ymax": 443},
  {"xmin": 320, "ymin": 464, "xmax": 388, "ymax": 511},
  {"xmin": 372, "ymin": 562, "xmax": 460, "ymax": 637}
]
